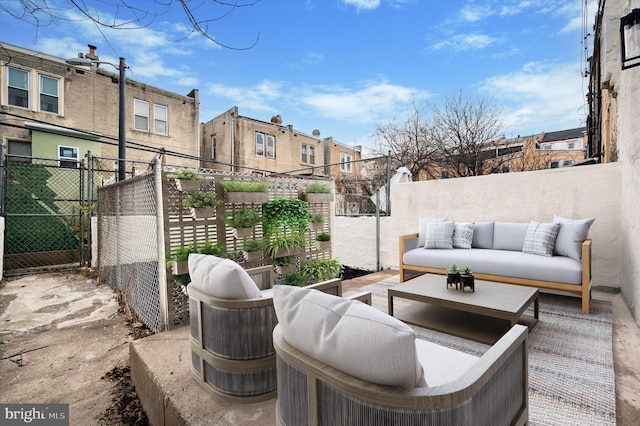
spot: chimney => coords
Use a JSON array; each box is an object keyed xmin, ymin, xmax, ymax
[{"xmin": 85, "ymin": 44, "xmax": 99, "ymax": 61}]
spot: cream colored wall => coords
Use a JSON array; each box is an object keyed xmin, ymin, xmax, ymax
[{"xmin": 335, "ymin": 163, "xmax": 622, "ymax": 290}]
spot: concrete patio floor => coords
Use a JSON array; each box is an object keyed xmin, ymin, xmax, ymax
[{"xmin": 1, "ymin": 270, "xmax": 639, "ymax": 425}]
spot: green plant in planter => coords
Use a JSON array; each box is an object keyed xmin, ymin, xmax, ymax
[
  {"xmin": 242, "ymin": 238, "xmax": 265, "ymax": 252},
  {"xmin": 462, "ymin": 267, "xmax": 472, "ymax": 275},
  {"xmin": 264, "ymin": 233, "xmax": 306, "ymax": 258},
  {"xmin": 167, "ymin": 242, "xmax": 198, "ymax": 268},
  {"xmin": 197, "ymin": 240, "xmax": 226, "ymax": 257},
  {"xmin": 274, "ymin": 255, "xmax": 296, "ymax": 266},
  {"xmin": 218, "ymin": 180, "xmax": 270, "ymax": 193},
  {"xmin": 309, "ymin": 212, "xmax": 325, "ymax": 223},
  {"xmin": 447, "ymin": 264, "xmax": 461, "ymax": 288},
  {"xmin": 305, "ymin": 182, "xmax": 332, "ymax": 194},
  {"xmin": 316, "ymin": 232, "xmax": 331, "ymax": 242},
  {"xmin": 168, "ymin": 168, "xmax": 202, "ymax": 180},
  {"xmin": 182, "ymin": 191, "xmax": 222, "ymax": 209},
  {"xmin": 302, "ymin": 258, "xmax": 343, "ymax": 284},
  {"xmin": 280, "ymin": 272, "xmax": 305, "ymax": 286},
  {"xmin": 263, "ymin": 198, "xmax": 309, "ymax": 236},
  {"xmin": 222, "ymin": 208, "xmax": 262, "ymax": 229}
]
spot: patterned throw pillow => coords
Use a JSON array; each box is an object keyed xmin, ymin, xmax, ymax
[
  {"xmin": 522, "ymin": 222, "xmax": 561, "ymax": 257},
  {"xmin": 424, "ymin": 221, "xmax": 455, "ymax": 249},
  {"xmin": 452, "ymin": 222, "xmax": 474, "ymax": 249}
]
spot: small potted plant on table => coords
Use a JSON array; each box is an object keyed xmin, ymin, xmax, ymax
[
  {"xmin": 460, "ymin": 267, "xmax": 475, "ymax": 292},
  {"xmin": 447, "ymin": 264, "xmax": 460, "ymax": 289}
]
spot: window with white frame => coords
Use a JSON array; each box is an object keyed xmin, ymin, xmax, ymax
[
  {"xmin": 256, "ymin": 132, "xmax": 275, "ymax": 158},
  {"xmin": 301, "ymin": 144, "xmax": 307, "ymax": 163},
  {"xmin": 266, "ymin": 134, "xmax": 275, "ymax": 158},
  {"xmin": 134, "ymin": 99, "xmax": 149, "ymax": 131},
  {"xmin": 340, "ymin": 152, "xmax": 353, "ymax": 172},
  {"xmin": 309, "ymin": 145, "xmax": 315, "ymax": 164},
  {"xmin": 211, "ymin": 134, "xmax": 217, "ymax": 159},
  {"xmin": 8, "ymin": 67, "xmax": 29, "ymax": 108},
  {"xmin": 39, "ymin": 74, "xmax": 59, "ymax": 113},
  {"xmin": 154, "ymin": 104, "xmax": 168, "ymax": 135},
  {"xmin": 567, "ymin": 142, "xmax": 575, "ymax": 149},
  {"xmin": 58, "ymin": 145, "xmax": 79, "ymax": 168},
  {"xmin": 562, "ymin": 159, "xmax": 574, "ymax": 166}
]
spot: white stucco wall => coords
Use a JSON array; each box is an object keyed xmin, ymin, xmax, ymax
[{"xmin": 335, "ymin": 163, "xmax": 622, "ymax": 291}]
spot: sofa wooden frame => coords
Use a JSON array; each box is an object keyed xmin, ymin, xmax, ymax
[
  {"xmin": 274, "ymin": 323, "xmax": 529, "ymax": 426},
  {"xmin": 399, "ymin": 233, "xmax": 593, "ymax": 314}
]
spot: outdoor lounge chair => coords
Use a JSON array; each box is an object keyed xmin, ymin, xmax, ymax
[
  {"xmin": 272, "ymin": 284, "xmax": 529, "ymax": 426},
  {"xmin": 187, "ymin": 254, "xmax": 364, "ymax": 402}
]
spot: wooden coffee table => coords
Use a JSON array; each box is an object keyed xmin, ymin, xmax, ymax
[{"xmin": 388, "ymin": 273, "xmax": 539, "ymax": 344}]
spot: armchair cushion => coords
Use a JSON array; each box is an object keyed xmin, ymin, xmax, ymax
[
  {"xmin": 273, "ymin": 285, "xmax": 425, "ymax": 388},
  {"xmin": 188, "ymin": 254, "xmax": 262, "ymax": 299}
]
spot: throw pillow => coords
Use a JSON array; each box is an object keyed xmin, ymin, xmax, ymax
[
  {"xmin": 273, "ymin": 285, "xmax": 425, "ymax": 388},
  {"xmin": 452, "ymin": 222, "xmax": 474, "ymax": 249},
  {"xmin": 471, "ymin": 221, "xmax": 495, "ymax": 249},
  {"xmin": 553, "ymin": 215, "xmax": 596, "ymax": 261},
  {"xmin": 522, "ymin": 222, "xmax": 561, "ymax": 257},
  {"xmin": 424, "ymin": 220, "xmax": 455, "ymax": 249},
  {"xmin": 492, "ymin": 222, "xmax": 529, "ymax": 251},
  {"xmin": 417, "ymin": 217, "xmax": 446, "ymax": 247},
  {"xmin": 188, "ymin": 254, "xmax": 262, "ymax": 299}
]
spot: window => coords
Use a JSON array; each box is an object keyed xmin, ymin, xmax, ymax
[
  {"xmin": 58, "ymin": 145, "xmax": 79, "ymax": 168},
  {"xmin": 39, "ymin": 74, "xmax": 59, "ymax": 113},
  {"xmin": 8, "ymin": 67, "xmax": 29, "ymax": 108},
  {"xmin": 301, "ymin": 144, "xmax": 307, "ymax": 163},
  {"xmin": 211, "ymin": 134, "xmax": 217, "ymax": 159},
  {"xmin": 549, "ymin": 161, "xmax": 560, "ymax": 169},
  {"xmin": 562, "ymin": 159, "xmax": 574, "ymax": 167},
  {"xmin": 154, "ymin": 104, "xmax": 168, "ymax": 135},
  {"xmin": 340, "ymin": 152, "xmax": 353, "ymax": 172},
  {"xmin": 8, "ymin": 140, "xmax": 32, "ymax": 163},
  {"xmin": 440, "ymin": 170, "xmax": 449, "ymax": 179},
  {"xmin": 567, "ymin": 142, "xmax": 575, "ymax": 149},
  {"xmin": 309, "ymin": 146, "xmax": 315, "ymax": 164},
  {"xmin": 266, "ymin": 134, "xmax": 275, "ymax": 158},
  {"xmin": 541, "ymin": 144, "xmax": 552, "ymax": 150},
  {"xmin": 256, "ymin": 132, "xmax": 275, "ymax": 158},
  {"xmin": 256, "ymin": 132, "xmax": 264, "ymax": 156},
  {"xmin": 134, "ymin": 99, "xmax": 149, "ymax": 131}
]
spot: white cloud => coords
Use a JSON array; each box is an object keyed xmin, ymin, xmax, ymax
[
  {"xmin": 430, "ymin": 33, "xmax": 501, "ymax": 51},
  {"xmin": 479, "ymin": 61, "xmax": 587, "ymax": 135},
  {"xmin": 460, "ymin": 4, "xmax": 493, "ymax": 22},
  {"xmin": 342, "ymin": 0, "xmax": 381, "ymax": 11}
]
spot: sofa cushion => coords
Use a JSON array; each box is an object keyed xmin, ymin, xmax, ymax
[
  {"xmin": 452, "ymin": 222, "xmax": 474, "ymax": 249},
  {"xmin": 471, "ymin": 222, "xmax": 494, "ymax": 249},
  {"xmin": 403, "ymin": 248, "xmax": 583, "ymax": 284},
  {"xmin": 415, "ymin": 339, "xmax": 479, "ymax": 387},
  {"xmin": 424, "ymin": 221, "xmax": 455, "ymax": 249},
  {"xmin": 522, "ymin": 222, "xmax": 561, "ymax": 257},
  {"xmin": 493, "ymin": 222, "xmax": 529, "ymax": 251},
  {"xmin": 553, "ymin": 215, "xmax": 595, "ymax": 261},
  {"xmin": 417, "ymin": 217, "xmax": 446, "ymax": 248},
  {"xmin": 188, "ymin": 254, "xmax": 262, "ymax": 299},
  {"xmin": 273, "ymin": 285, "xmax": 425, "ymax": 388}
]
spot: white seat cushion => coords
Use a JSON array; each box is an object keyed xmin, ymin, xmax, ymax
[
  {"xmin": 273, "ymin": 285, "xmax": 425, "ymax": 388},
  {"xmin": 415, "ymin": 339, "xmax": 479, "ymax": 387},
  {"xmin": 188, "ymin": 254, "xmax": 262, "ymax": 299}
]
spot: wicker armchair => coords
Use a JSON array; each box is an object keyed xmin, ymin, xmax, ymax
[{"xmin": 273, "ymin": 322, "xmax": 529, "ymax": 426}]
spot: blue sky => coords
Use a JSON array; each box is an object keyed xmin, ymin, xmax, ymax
[{"xmin": 0, "ymin": 0, "xmax": 595, "ymax": 154}]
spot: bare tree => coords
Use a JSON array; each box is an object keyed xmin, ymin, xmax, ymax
[
  {"xmin": 372, "ymin": 98, "xmax": 440, "ymax": 179},
  {"xmin": 0, "ymin": 0, "xmax": 260, "ymax": 49},
  {"xmin": 430, "ymin": 92, "xmax": 503, "ymax": 177}
]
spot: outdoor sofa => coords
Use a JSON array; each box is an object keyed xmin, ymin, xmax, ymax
[
  {"xmin": 272, "ymin": 284, "xmax": 529, "ymax": 426},
  {"xmin": 399, "ymin": 216, "xmax": 595, "ymax": 313}
]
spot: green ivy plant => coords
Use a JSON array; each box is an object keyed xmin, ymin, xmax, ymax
[
  {"xmin": 304, "ymin": 182, "xmax": 332, "ymax": 194},
  {"xmin": 182, "ymin": 191, "xmax": 222, "ymax": 209},
  {"xmin": 301, "ymin": 258, "xmax": 343, "ymax": 284},
  {"xmin": 262, "ymin": 198, "xmax": 309, "ymax": 236},
  {"xmin": 218, "ymin": 180, "xmax": 270, "ymax": 193},
  {"xmin": 168, "ymin": 168, "xmax": 202, "ymax": 180},
  {"xmin": 222, "ymin": 208, "xmax": 262, "ymax": 228}
]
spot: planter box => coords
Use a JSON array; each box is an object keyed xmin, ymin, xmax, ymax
[
  {"xmin": 244, "ymin": 250, "xmax": 263, "ymax": 263},
  {"xmin": 190, "ymin": 207, "xmax": 215, "ymax": 219},
  {"xmin": 224, "ymin": 192, "xmax": 269, "ymax": 204},
  {"xmin": 310, "ymin": 222, "xmax": 324, "ymax": 232},
  {"xmin": 317, "ymin": 241, "xmax": 331, "ymax": 252},
  {"xmin": 274, "ymin": 247, "xmax": 305, "ymax": 258},
  {"xmin": 276, "ymin": 264, "xmax": 297, "ymax": 275},
  {"xmin": 300, "ymin": 193, "xmax": 334, "ymax": 203},
  {"xmin": 234, "ymin": 227, "xmax": 255, "ymax": 238},
  {"xmin": 175, "ymin": 179, "xmax": 202, "ymax": 192},
  {"xmin": 171, "ymin": 260, "xmax": 189, "ymax": 276}
]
